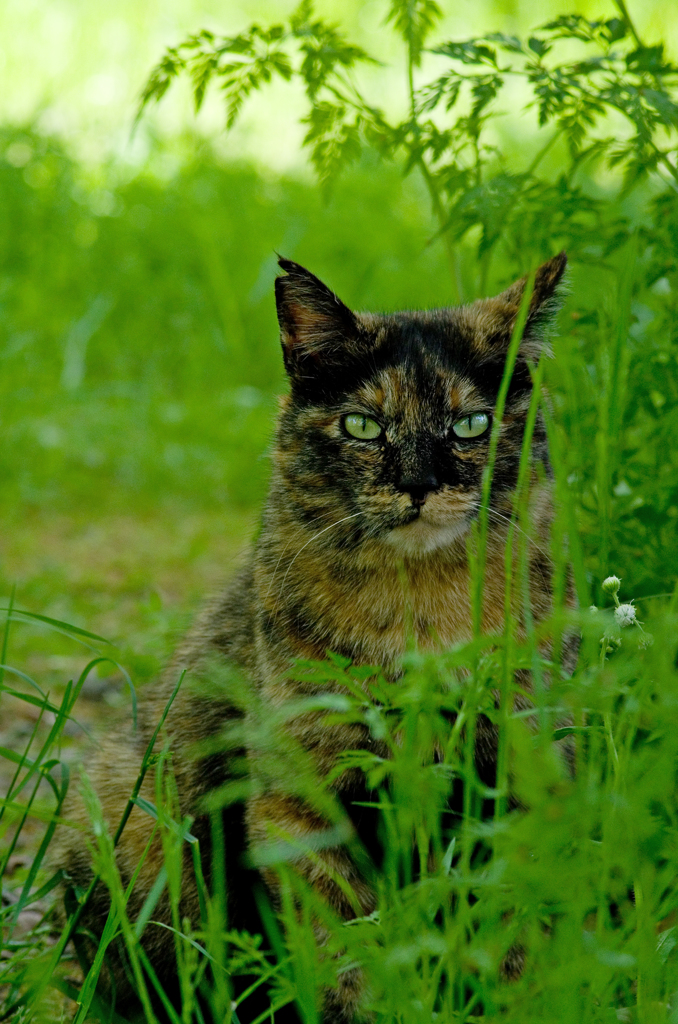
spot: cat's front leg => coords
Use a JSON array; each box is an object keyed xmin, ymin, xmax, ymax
[{"xmin": 246, "ymin": 791, "xmax": 375, "ymax": 1022}]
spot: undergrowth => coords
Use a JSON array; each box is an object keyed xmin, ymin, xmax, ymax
[
  {"xmin": 2, "ymin": 254, "xmax": 678, "ymax": 1023},
  {"xmin": 2, "ymin": 0, "xmax": 678, "ymax": 1020}
]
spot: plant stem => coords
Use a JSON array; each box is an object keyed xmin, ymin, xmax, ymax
[
  {"xmin": 0, "ymin": 585, "xmax": 15, "ymax": 699},
  {"xmin": 417, "ymin": 158, "xmax": 464, "ymax": 302},
  {"xmin": 634, "ymin": 877, "xmax": 644, "ymax": 1008},
  {"xmin": 612, "ymin": 0, "xmax": 643, "ymax": 48},
  {"xmin": 478, "ymin": 248, "xmax": 492, "ymax": 297},
  {"xmin": 475, "ymin": 128, "xmax": 560, "ymax": 299},
  {"xmin": 472, "ymin": 273, "xmax": 534, "ymax": 636},
  {"xmin": 406, "ymin": 29, "xmax": 463, "ymax": 302},
  {"xmin": 407, "ymin": 50, "xmax": 416, "ymax": 121},
  {"xmin": 658, "ymin": 151, "xmax": 678, "ymax": 186},
  {"xmin": 525, "ymin": 128, "xmax": 561, "ymax": 177}
]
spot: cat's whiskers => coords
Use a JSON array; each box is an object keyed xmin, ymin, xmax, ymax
[
  {"xmin": 266, "ymin": 505, "xmax": 354, "ymax": 600},
  {"xmin": 466, "ymin": 500, "xmax": 551, "ymax": 559},
  {"xmin": 275, "ymin": 510, "xmax": 366, "ymax": 608}
]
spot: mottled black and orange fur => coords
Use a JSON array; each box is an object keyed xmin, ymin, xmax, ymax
[{"xmin": 55, "ymin": 253, "xmax": 576, "ymax": 1022}]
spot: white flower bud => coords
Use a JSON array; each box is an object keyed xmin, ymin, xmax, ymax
[
  {"xmin": 614, "ymin": 603, "xmax": 637, "ymax": 627},
  {"xmin": 602, "ymin": 575, "xmax": 621, "ymax": 595}
]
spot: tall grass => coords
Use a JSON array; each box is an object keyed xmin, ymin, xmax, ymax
[
  {"xmin": 2, "ymin": 226, "xmax": 678, "ymax": 1022},
  {"xmin": 2, "ymin": 2, "xmax": 678, "ymax": 999}
]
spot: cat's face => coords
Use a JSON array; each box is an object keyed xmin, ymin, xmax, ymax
[{"xmin": 274, "ymin": 256, "xmax": 566, "ymax": 556}]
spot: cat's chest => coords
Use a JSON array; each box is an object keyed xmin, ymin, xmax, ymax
[
  {"xmin": 333, "ymin": 560, "xmax": 502, "ymax": 661},
  {"xmin": 259, "ymin": 549, "xmax": 506, "ymax": 669}
]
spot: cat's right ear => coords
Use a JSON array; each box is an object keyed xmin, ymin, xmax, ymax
[{"xmin": 275, "ymin": 259, "xmax": 361, "ymax": 378}]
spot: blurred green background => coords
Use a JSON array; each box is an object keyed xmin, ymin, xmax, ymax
[{"xmin": 1, "ymin": 0, "xmax": 677, "ymax": 690}]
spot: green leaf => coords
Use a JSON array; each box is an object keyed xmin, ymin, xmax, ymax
[
  {"xmin": 417, "ymin": 72, "xmax": 462, "ymax": 114},
  {"xmin": 603, "ymin": 18, "xmax": 627, "ymax": 43},
  {"xmin": 484, "ymin": 32, "xmax": 523, "ymax": 54},
  {"xmin": 540, "ymin": 15, "xmax": 599, "ymax": 43},
  {"xmin": 131, "ymin": 795, "xmax": 197, "ymax": 843},
  {"xmin": 218, "ymin": 46, "xmax": 294, "ymax": 128},
  {"xmin": 0, "ymin": 608, "xmax": 111, "ymax": 644},
  {"xmin": 644, "ymin": 89, "xmax": 678, "ymax": 128},
  {"xmin": 432, "ymin": 40, "xmax": 498, "ymax": 67},
  {"xmin": 136, "ymin": 48, "xmax": 188, "ymax": 126},
  {"xmin": 469, "ymin": 73, "xmax": 502, "ymax": 119},
  {"xmin": 552, "ymin": 726, "xmax": 592, "ymax": 740},
  {"xmin": 528, "ymin": 36, "xmax": 551, "ymax": 58},
  {"xmin": 133, "ymin": 866, "xmax": 168, "ymax": 939},
  {"xmin": 296, "ymin": 25, "xmax": 373, "ymax": 100},
  {"xmin": 626, "ymin": 45, "xmax": 667, "ymax": 75},
  {"xmin": 657, "ymin": 927, "xmax": 677, "ymax": 965},
  {"xmin": 444, "ymin": 172, "xmax": 528, "ymax": 254},
  {"xmin": 289, "ymin": 0, "xmax": 314, "ymax": 34},
  {"xmin": 302, "ymin": 102, "xmax": 364, "ymax": 183},
  {"xmin": 0, "ymin": 664, "xmax": 46, "ymax": 697},
  {"xmin": 441, "ymin": 836, "xmax": 456, "ymax": 875},
  {"xmin": 387, "ymin": 0, "xmax": 443, "ymax": 67}
]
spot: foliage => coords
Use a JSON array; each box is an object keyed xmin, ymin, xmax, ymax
[
  {"xmin": 3, "ymin": 543, "xmax": 678, "ymax": 1021},
  {"xmin": 2, "ymin": 0, "xmax": 678, "ymax": 1020},
  {"xmin": 140, "ymin": 0, "xmax": 678, "ymax": 297}
]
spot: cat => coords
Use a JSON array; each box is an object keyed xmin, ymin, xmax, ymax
[{"xmin": 56, "ymin": 252, "xmax": 576, "ymax": 1022}]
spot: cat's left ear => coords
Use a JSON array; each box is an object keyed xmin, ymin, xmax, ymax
[
  {"xmin": 275, "ymin": 259, "xmax": 362, "ymax": 378},
  {"xmin": 480, "ymin": 251, "xmax": 568, "ymax": 358}
]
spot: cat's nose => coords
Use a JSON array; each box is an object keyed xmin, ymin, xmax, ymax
[{"xmin": 398, "ymin": 473, "xmax": 439, "ymax": 506}]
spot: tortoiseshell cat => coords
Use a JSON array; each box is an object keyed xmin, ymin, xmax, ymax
[{"xmin": 57, "ymin": 253, "xmax": 575, "ymax": 1022}]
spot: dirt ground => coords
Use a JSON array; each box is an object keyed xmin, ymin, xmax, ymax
[{"xmin": 0, "ymin": 504, "xmax": 255, "ymax": 856}]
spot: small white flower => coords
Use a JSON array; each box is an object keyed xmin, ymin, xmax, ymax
[
  {"xmin": 589, "ymin": 605, "xmax": 598, "ymax": 614},
  {"xmin": 602, "ymin": 575, "xmax": 622, "ymax": 596},
  {"xmin": 615, "ymin": 603, "xmax": 637, "ymax": 627}
]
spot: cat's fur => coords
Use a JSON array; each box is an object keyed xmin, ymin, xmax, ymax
[{"xmin": 56, "ymin": 253, "xmax": 576, "ymax": 1022}]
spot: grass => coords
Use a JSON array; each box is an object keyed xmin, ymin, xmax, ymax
[
  {"xmin": 1, "ymin": 123, "xmax": 678, "ymax": 1022},
  {"xmin": 4, "ymin": 467, "xmax": 678, "ymax": 1023}
]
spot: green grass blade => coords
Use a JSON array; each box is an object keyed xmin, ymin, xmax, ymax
[
  {"xmin": 471, "ymin": 270, "xmax": 535, "ymax": 636},
  {"xmin": 0, "ymin": 607, "xmax": 113, "ymax": 645},
  {"xmin": 0, "ymin": 586, "xmax": 16, "ymax": 697},
  {"xmin": 8, "ymin": 762, "xmax": 69, "ymax": 930}
]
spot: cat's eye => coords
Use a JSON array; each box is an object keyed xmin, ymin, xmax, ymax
[
  {"xmin": 342, "ymin": 413, "xmax": 383, "ymax": 440},
  {"xmin": 452, "ymin": 412, "xmax": 490, "ymax": 439}
]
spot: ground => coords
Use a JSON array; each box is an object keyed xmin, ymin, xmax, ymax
[{"xmin": 0, "ymin": 505, "xmax": 254, "ymax": 854}]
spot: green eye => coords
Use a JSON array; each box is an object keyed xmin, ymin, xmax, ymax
[
  {"xmin": 452, "ymin": 412, "xmax": 490, "ymax": 439},
  {"xmin": 343, "ymin": 413, "xmax": 383, "ymax": 440}
]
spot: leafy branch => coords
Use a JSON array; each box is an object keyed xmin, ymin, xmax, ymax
[
  {"xmin": 139, "ymin": 1, "xmax": 381, "ymax": 178},
  {"xmin": 139, "ymin": 0, "xmax": 678, "ymax": 296}
]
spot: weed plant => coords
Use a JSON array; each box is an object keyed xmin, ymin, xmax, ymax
[{"xmin": 2, "ymin": 0, "xmax": 678, "ymax": 1021}]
